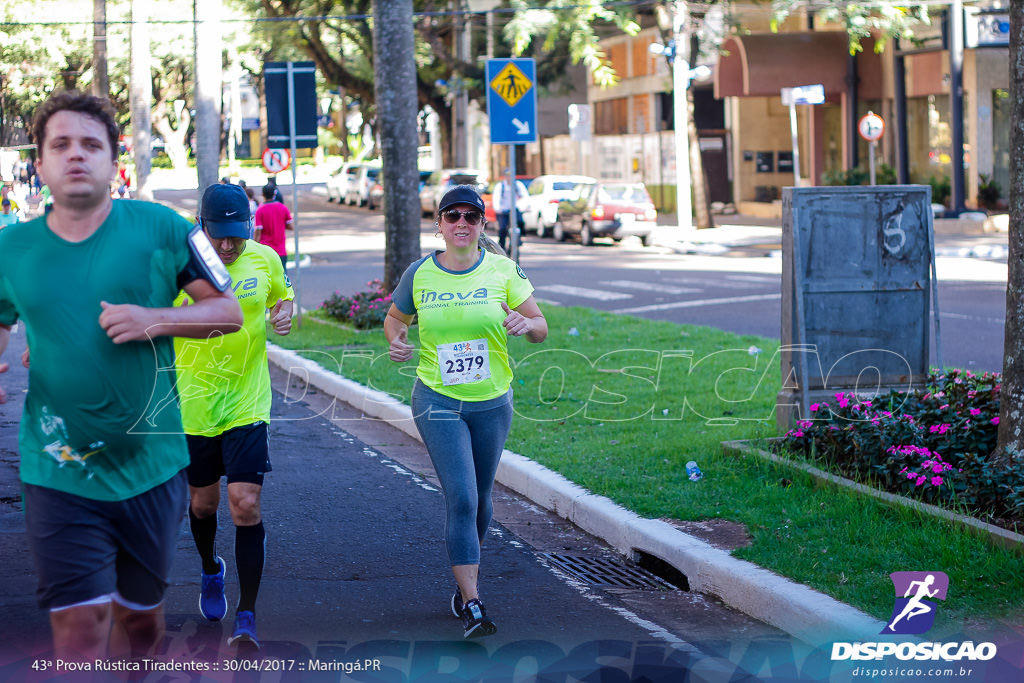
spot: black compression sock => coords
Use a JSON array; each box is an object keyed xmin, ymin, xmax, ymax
[
  {"xmin": 235, "ymin": 522, "xmax": 266, "ymax": 614},
  {"xmin": 189, "ymin": 507, "xmax": 221, "ymax": 575}
]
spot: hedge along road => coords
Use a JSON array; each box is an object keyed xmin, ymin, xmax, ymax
[{"xmin": 153, "ymin": 183, "xmax": 1007, "ymax": 374}]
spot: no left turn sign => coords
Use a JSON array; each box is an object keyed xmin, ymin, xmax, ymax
[{"xmin": 262, "ymin": 148, "xmax": 291, "ymax": 174}]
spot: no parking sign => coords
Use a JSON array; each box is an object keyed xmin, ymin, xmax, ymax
[{"xmin": 262, "ymin": 148, "xmax": 291, "ymax": 174}]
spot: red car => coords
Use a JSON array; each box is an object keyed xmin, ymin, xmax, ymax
[{"xmin": 553, "ymin": 182, "xmax": 658, "ymax": 246}]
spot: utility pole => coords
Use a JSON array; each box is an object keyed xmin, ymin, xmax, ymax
[
  {"xmin": 92, "ymin": 0, "xmax": 109, "ymax": 98},
  {"xmin": 194, "ymin": 0, "xmax": 223, "ymax": 203},
  {"xmin": 130, "ymin": 0, "xmax": 153, "ymax": 200},
  {"xmin": 671, "ymin": 1, "xmax": 693, "ymax": 230}
]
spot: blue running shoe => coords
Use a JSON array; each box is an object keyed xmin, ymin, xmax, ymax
[
  {"xmin": 227, "ymin": 610, "xmax": 260, "ymax": 648},
  {"xmin": 461, "ymin": 599, "xmax": 497, "ymax": 639},
  {"xmin": 199, "ymin": 556, "xmax": 227, "ymax": 622}
]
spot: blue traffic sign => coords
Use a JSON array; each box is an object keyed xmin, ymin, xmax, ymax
[{"xmin": 486, "ymin": 58, "xmax": 538, "ymax": 145}]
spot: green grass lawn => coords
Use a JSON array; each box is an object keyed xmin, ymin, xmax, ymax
[{"xmin": 272, "ymin": 306, "xmax": 1024, "ymax": 634}]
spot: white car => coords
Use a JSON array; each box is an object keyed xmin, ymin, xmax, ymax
[
  {"xmin": 518, "ymin": 174, "xmax": 596, "ymax": 237},
  {"xmin": 325, "ymin": 161, "xmax": 363, "ymax": 203},
  {"xmin": 344, "ymin": 165, "xmax": 381, "ymax": 207}
]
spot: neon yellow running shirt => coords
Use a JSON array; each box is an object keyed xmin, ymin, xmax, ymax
[
  {"xmin": 174, "ymin": 241, "xmax": 294, "ymax": 436},
  {"xmin": 392, "ymin": 249, "xmax": 534, "ymax": 401}
]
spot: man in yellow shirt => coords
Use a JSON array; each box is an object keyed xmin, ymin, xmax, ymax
[{"xmin": 174, "ymin": 183, "xmax": 294, "ymax": 649}]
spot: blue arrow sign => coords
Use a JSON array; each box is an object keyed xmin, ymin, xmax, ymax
[{"xmin": 486, "ymin": 58, "xmax": 538, "ymax": 145}]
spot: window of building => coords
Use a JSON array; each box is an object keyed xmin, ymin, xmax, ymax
[{"xmin": 594, "ymin": 97, "xmax": 629, "ymax": 135}]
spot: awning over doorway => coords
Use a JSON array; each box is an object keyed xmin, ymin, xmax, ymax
[{"xmin": 715, "ymin": 32, "xmax": 881, "ymax": 99}]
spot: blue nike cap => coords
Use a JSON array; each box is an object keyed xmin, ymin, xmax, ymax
[
  {"xmin": 438, "ymin": 184, "xmax": 485, "ymax": 214},
  {"xmin": 200, "ymin": 183, "xmax": 252, "ymax": 239}
]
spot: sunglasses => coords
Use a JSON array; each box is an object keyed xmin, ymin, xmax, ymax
[{"xmin": 440, "ymin": 209, "xmax": 484, "ymax": 226}]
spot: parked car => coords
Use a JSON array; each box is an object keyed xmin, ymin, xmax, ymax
[
  {"xmin": 553, "ymin": 182, "xmax": 658, "ymax": 246},
  {"xmin": 519, "ymin": 174, "xmax": 596, "ymax": 237},
  {"xmin": 418, "ymin": 169, "xmax": 433, "ymax": 192},
  {"xmin": 325, "ymin": 161, "xmax": 363, "ymax": 203},
  {"xmin": 367, "ymin": 174, "xmax": 385, "ymax": 211},
  {"xmin": 418, "ymin": 168, "xmax": 487, "ymax": 216},
  {"xmin": 345, "ymin": 165, "xmax": 381, "ymax": 207}
]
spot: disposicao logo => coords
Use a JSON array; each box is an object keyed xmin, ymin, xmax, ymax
[
  {"xmin": 830, "ymin": 570, "xmax": 998, "ymax": 663},
  {"xmin": 882, "ymin": 571, "xmax": 948, "ymax": 635}
]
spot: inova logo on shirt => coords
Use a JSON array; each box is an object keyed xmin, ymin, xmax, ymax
[{"xmin": 420, "ymin": 287, "xmax": 488, "ymax": 304}]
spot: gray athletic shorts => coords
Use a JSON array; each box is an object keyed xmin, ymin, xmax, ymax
[{"xmin": 23, "ymin": 470, "xmax": 188, "ymax": 610}]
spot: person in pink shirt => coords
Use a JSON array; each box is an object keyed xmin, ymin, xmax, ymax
[{"xmin": 254, "ymin": 184, "xmax": 293, "ymax": 270}]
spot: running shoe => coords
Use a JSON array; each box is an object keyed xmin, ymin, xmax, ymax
[
  {"xmin": 461, "ymin": 598, "xmax": 497, "ymax": 639},
  {"xmin": 199, "ymin": 556, "xmax": 227, "ymax": 621},
  {"xmin": 450, "ymin": 587, "xmax": 464, "ymax": 618},
  {"xmin": 227, "ymin": 610, "xmax": 260, "ymax": 648}
]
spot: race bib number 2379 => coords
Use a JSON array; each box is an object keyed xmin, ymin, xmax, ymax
[{"xmin": 437, "ymin": 339, "xmax": 491, "ymax": 386}]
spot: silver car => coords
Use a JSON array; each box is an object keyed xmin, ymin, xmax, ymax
[{"xmin": 418, "ymin": 168, "xmax": 486, "ymax": 216}]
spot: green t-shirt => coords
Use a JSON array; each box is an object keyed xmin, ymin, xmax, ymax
[
  {"xmin": 392, "ymin": 249, "xmax": 534, "ymax": 401},
  {"xmin": 175, "ymin": 241, "xmax": 294, "ymax": 436},
  {"xmin": 0, "ymin": 201, "xmax": 196, "ymax": 501}
]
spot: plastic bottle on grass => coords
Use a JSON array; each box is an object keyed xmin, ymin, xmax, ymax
[{"xmin": 686, "ymin": 461, "xmax": 703, "ymax": 482}]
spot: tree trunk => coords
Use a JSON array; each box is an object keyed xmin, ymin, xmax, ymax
[
  {"xmin": 994, "ymin": 5, "xmax": 1024, "ymax": 466},
  {"xmin": 372, "ymin": 0, "xmax": 421, "ymax": 293},
  {"xmin": 93, "ymin": 0, "xmax": 109, "ymax": 98},
  {"xmin": 130, "ymin": 0, "xmax": 153, "ymax": 200},
  {"xmin": 194, "ymin": 0, "xmax": 222, "ymax": 203}
]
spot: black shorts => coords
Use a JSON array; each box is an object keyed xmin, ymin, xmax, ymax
[
  {"xmin": 23, "ymin": 470, "xmax": 188, "ymax": 610},
  {"xmin": 186, "ymin": 421, "xmax": 272, "ymax": 487}
]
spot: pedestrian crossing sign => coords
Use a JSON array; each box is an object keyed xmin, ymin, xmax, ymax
[
  {"xmin": 486, "ymin": 58, "xmax": 538, "ymax": 145},
  {"xmin": 490, "ymin": 62, "xmax": 532, "ymax": 108}
]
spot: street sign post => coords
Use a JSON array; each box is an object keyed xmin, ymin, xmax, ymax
[
  {"xmin": 264, "ymin": 61, "xmax": 318, "ymax": 326},
  {"xmin": 780, "ymin": 84, "xmax": 825, "ymax": 187},
  {"xmin": 486, "ymin": 58, "xmax": 538, "ymax": 145},
  {"xmin": 487, "ymin": 58, "xmax": 537, "ymax": 263},
  {"xmin": 859, "ymin": 112, "xmax": 885, "ymax": 185}
]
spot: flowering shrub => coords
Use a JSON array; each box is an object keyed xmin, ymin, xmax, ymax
[
  {"xmin": 781, "ymin": 369, "xmax": 1022, "ymax": 529},
  {"xmin": 320, "ymin": 279, "xmax": 392, "ymax": 329}
]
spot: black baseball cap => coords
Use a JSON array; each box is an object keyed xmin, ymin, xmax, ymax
[
  {"xmin": 438, "ymin": 185, "xmax": 485, "ymax": 214},
  {"xmin": 200, "ymin": 183, "xmax": 252, "ymax": 239}
]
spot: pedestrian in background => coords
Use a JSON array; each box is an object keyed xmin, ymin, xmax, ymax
[
  {"xmin": 0, "ymin": 199, "xmax": 18, "ymax": 227},
  {"xmin": 176, "ymin": 182, "xmax": 294, "ymax": 649},
  {"xmin": 244, "ymin": 185, "xmax": 259, "ymax": 215},
  {"xmin": 254, "ymin": 183, "xmax": 293, "ymax": 271},
  {"xmin": 0, "ymin": 90, "xmax": 242, "ymax": 662},
  {"xmin": 491, "ymin": 172, "xmax": 527, "ymax": 254},
  {"xmin": 384, "ymin": 185, "xmax": 547, "ymax": 638}
]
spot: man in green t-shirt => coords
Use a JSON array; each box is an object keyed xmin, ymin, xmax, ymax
[
  {"xmin": 175, "ymin": 183, "xmax": 294, "ymax": 649},
  {"xmin": 0, "ymin": 91, "xmax": 243, "ymax": 662}
]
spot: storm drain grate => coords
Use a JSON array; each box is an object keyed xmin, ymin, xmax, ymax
[{"xmin": 538, "ymin": 553, "xmax": 679, "ymax": 591}]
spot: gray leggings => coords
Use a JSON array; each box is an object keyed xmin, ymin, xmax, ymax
[{"xmin": 411, "ymin": 380, "xmax": 514, "ymax": 566}]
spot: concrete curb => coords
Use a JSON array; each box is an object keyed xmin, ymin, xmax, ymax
[{"xmin": 267, "ymin": 343, "xmax": 886, "ymax": 647}]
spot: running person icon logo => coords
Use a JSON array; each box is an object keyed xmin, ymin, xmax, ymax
[{"xmin": 881, "ymin": 571, "xmax": 949, "ymax": 635}]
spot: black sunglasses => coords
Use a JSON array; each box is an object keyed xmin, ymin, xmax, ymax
[{"xmin": 440, "ymin": 209, "xmax": 484, "ymax": 226}]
